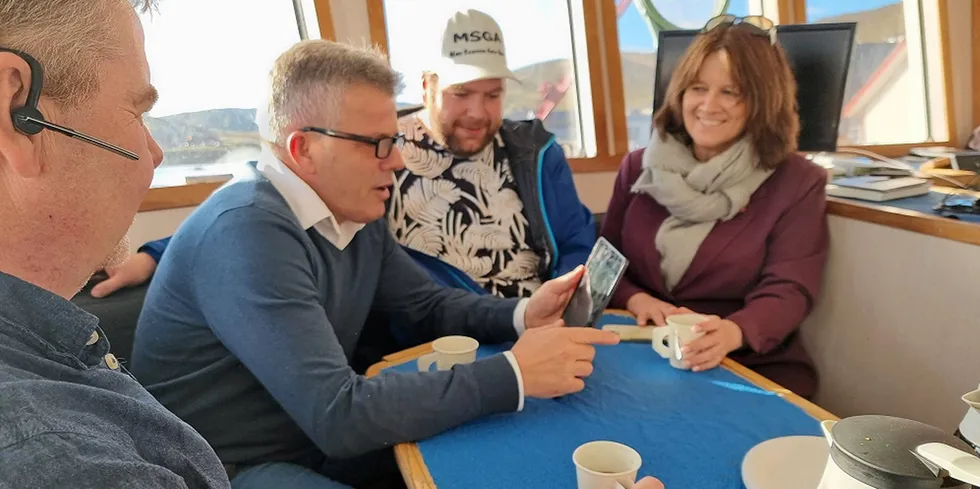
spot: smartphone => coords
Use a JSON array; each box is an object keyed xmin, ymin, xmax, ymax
[{"xmin": 562, "ymin": 237, "xmax": 630, "ymax": 327}]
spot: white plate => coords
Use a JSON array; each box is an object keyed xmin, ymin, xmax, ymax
[{"xmin": 741, "ymin": 436, "xmax": 828, "ymax": 489}]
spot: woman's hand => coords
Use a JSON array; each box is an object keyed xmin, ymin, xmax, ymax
[
  {"xmin": 625, "ymin": 292, "xmax": 676, "ymax": 327},
  {"xmin": 680, "ymin": 316, "xmax": 744, "ymax": 372}
]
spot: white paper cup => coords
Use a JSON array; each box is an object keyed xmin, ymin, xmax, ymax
[
  {"xmin": 417, "ymin": 335, "xmax": 478, "ymax": 371},
  {"xmin": 573, "ymin": 441, "xmax": 642, "ymax": 489}
]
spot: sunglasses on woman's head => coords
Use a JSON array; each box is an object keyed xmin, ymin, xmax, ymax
[{"xmin": 701, "ymin": 15, "xmax": 777, "ymax": 45}]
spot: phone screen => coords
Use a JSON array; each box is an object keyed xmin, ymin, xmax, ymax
[{"xmin": 562, "ymin": 238, "xmax": 629, "ymax": 327}]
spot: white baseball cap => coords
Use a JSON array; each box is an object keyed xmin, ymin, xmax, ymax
[{"xmin": 433, "ymin": 9, "xmax": 519, "ymax": 88}]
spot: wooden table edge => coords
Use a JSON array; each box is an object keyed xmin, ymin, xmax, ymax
[
  {"xmin": 826, "ymin": 195, "xmax": 980, "ymax": 247},
  {"xmin": 366, "ymin": 310, "xmax": 838, "ymax": 489}
]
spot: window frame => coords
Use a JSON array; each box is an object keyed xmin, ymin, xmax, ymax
[
  {"xmin": 311, "ymin": 0, "xmax": 336, "ymax": 41},
  {"xmin": 140, "ymin": 0, "xmax": 967, "ymax": 213}
]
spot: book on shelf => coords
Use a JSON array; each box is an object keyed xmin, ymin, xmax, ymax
[{"xmin": 826, "ymin": 176, "xmax": 931, "ymax": 202}]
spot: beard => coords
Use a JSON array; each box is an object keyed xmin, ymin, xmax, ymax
[
  {"xmin": 101, "ymin": 217, "xmax": 138, "ymax": 271},
  {"xmin": 442, "ymin": 127, "xmax": 495, "ymax": 158},
  {"xmin": 430, "ymin": 111, "xmax": 500, "ymax": 158},
  {"xmin": 74, "ymin": 234, "xmax": 132, "ymax": 298},
  {"xmin": 101, "ymin": 234, "xmax": 132, "ymax": 270}
]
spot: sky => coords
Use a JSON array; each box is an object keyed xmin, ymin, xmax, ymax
[{"xmin": 141, "ymin": 0, "xmax": 901, "ymax": 116}]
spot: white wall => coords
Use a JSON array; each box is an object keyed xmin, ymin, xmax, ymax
[
  {"xmin": 126, "ymin": 207, "xmax": 195, "ymax": 252},
  {"xmin": 803, "ymin": 216, "xmax": 980, "ymax": 430},
  {"xmin": 573, "ymin": 172, "xmax": 617, "ymax": 213}
]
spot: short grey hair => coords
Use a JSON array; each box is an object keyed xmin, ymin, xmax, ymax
[
  {"xmin": 261, "ymin": 40, "xmax": 403, "ymax": 144},
  {"xmin": 0, "ymin": 0, "xmax": 157, "ymax": 110}
]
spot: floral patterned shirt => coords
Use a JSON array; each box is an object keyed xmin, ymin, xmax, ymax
[{"xmin": 388, "ymin": 117, "xmax": 542, "ymax": 298}]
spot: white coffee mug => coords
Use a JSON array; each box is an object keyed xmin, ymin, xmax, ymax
[
  {"xmin": 417, "ymin": 335, "xmax": 479, "ymax": 372},
  {"xmin": 652, "ymin": 313, "xmax": 707, "ymax": 369},
  {"xmin": 573, "ymin": 440, "xmax": 642, "ymax": 489}
]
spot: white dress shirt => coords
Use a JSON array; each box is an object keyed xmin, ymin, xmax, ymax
[{"xmin": 256, "ymin": 149, "xmax": 529, "ymax": 411}]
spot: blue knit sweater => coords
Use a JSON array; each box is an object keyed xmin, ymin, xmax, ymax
[{"xmin": 131, "ymin": 167, "xmax": 521, "ymax": 467}]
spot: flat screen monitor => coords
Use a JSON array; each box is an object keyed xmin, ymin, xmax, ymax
[{"xmin": 652, "ymin": 22, "xmax": 856, "ymax": 153}]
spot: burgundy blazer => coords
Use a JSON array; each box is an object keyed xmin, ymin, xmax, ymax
[{"xmin": 601, "ymin": 149, "xmax": 829, "ymax": 398}]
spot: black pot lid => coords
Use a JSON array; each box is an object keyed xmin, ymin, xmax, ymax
[{"xmin": 830, "ymin": 415, "xmax": 976, "ymax": 489}]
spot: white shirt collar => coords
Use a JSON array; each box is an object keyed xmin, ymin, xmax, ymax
[{"xmin": 256, "ymin": 148, "xmax": 365, "ymax": 250}]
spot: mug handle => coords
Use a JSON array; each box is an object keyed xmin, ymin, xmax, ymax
[
  {"xmin": 651, "ymin": 326, "xmax": 671, "ymax": 358},
  {"xmin": 417, "ymin": 352, "xmax": 439, "ymax": 372}
]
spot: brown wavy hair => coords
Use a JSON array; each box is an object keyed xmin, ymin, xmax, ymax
[{"xmin": 652, "ymin": 26, "xmax": 799, "ymax": 169}]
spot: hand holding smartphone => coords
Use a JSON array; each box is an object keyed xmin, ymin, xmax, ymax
[{"xmin": 561, "ymin": 237, "xmax": 629, "ymax": 327}]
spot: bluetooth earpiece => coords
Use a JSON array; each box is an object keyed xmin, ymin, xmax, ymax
[
  {"xmin": 3, "ymin": 48, "xmax": 46, "ymax": 136},
  {"xmin": 11, "ymin": 105, "xmax": 44, "ymax": 135},
  {"xmin": 0, "ymin": 47, "xmax": 139, "ymax": 160}
]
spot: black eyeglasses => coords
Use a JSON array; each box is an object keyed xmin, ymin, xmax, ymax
[
  {"xmin": 0, "ymin": 47, "xmax": 140, "ymax": 160},
  {"xmin": 702, "ymin": 15, "xmax": 777, "ymax": 45},
  {"xmin": 300, "ymin": 127, "xmax": 405, "ymax": 159}
]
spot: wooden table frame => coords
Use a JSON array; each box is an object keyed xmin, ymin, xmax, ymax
[{"xmin": 366, "ymin": 311, "xmax": 839, "ymax": 489}]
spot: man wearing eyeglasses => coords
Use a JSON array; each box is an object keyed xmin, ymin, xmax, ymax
[
  {"xmin": 130, "ymin": 40, "xmax": 618, "ymax": 488},
  {"xmin": 0, "ymin": 1, "xmax": 231, "ymax": 488}
]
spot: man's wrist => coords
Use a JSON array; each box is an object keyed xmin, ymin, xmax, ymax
[
  {"xmin": 501, "ymin": 351, "xmax": 525, "ymax": 412},
  {"xmin": 512, "ymin": 298, "xmax": 530, "ymax": 336}
]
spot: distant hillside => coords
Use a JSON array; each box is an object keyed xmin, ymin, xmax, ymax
[
  {"xmin": 816, "ymin": 3, "xmax": 905, "ymax": 44},
  {"xmin": 145, "ymin": 108, "xmax": 257, "ymax": 146},
  {"xmin": 145, "ymin": 108, "xmax": 259, "ymax": 167}
]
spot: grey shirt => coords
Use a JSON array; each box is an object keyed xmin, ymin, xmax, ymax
[{"xmin": 0, "ymin": 271, "xmax": 229, "ymax": 489}]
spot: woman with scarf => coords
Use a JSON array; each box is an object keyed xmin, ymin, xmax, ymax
[{"xmin": 601, "ymin": 16, "xmax": 829, "ymax": 399}]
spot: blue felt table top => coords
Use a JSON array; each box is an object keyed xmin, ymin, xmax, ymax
[{"xmin": 384, "ymin": 314, "xmax": 823, "ymax": 488}]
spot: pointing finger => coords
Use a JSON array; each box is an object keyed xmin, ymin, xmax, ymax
[{"xmin": 566, "ymin": 327, "xmax": 621, "ymax": 346}]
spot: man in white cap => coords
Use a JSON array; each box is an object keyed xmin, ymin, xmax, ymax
[
  {"xmin": 388, "ymin": 8, "xmax": 596, "ymax": 302},
  {"xmin": 89, "ymin": 9, "xmax": 597, "ymax": 308}
]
